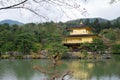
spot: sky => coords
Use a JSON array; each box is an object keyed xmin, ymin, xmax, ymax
[{"xmin": 0, "ymin": 0, "xmax": 120, "ymax": 23}]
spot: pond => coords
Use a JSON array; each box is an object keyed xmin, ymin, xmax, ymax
[{"xmin": 0, "ymin": 55, "xmax": 120, "ymax": 80}]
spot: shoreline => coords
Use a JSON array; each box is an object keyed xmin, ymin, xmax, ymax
[{"xmin": 0, "ymin": 53, "xmax": 112, "ymax": 60}]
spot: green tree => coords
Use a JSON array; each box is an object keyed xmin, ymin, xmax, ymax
[
  {"xmin": 85, "ymin": 18, "xmax": 90, "ymax": 25},
  {"xmin": 111, "ymin": 44, "xmax": 120, "ymax": 54},
  {"xmin": 32, "ymin": 43, "xmax": 43, "ymax": 53},
  {"xmin": 93, "ymin": 19, "xmax": 101, "ymax": 33},
  {"xmin": 91, "ymin": 38, "xmax": 107, "ymax": 54},
  {"xmin": 105, "ymin": 21, "xmax": 112, "ymax": 29},
  {"xmin": 80, "ymin": 38, "xmax": 107, "ymax": 54},
  {"xmin": 113, "ymin": 18, "xmax": 120, "ymax": 29},
  {"xmin": 104, "ymin": 29, "xmax": 116, "ymax": 41},
  {"xmin": 47, "ymin": 42, "xmax": 68, "ymax": 58},
  {"xmin": 14, "ymin": 33, "xmax": 37, "ymax": 54},
  {"xmin": 1, "ymin": 42, "xmax": 15, "ymax": 53}
]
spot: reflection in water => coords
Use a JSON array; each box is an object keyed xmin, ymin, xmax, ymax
[{"xmin": 0, "ymin": 55, "xmax": 120, "ymax": 80}]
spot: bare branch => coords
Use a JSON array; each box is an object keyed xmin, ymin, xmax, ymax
[
  {"xmin": 0, "ymin": 0, "xmax": 28, "ymax": 10},
  {"xmin": 13, "ymin": 6, "xmax": 49, "ymax": 21},
  {"xmin": 109, "ymin": 0, "xmax": 120, "ymax": 4},
  {"xmin": 33, "ymin": 65, "xmax": 54, "ymax": 75},
  {"xmin": 0, "ymin": 0, "xmax": 118, "ymax": 21},
  {"xmin": 0, "ymin": 0, "xmax": 88, "ymax": 21},
  {"xmin": 61, "ymin": 71, "xmax": 74, "ymax": 80}
]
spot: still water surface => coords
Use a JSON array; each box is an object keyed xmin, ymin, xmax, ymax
[{"xmin": 0, "ymin": 55, "xmax": 120, "ymax": 80}]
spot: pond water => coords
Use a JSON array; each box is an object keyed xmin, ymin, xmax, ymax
[{"xmin": 0, "ymin": 55, "xmax": 120, "ymax": 80}]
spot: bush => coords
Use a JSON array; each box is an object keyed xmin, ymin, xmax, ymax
[
  {"xmin": 112, "ymin": 44, "xmax": 120, "ymax": 54},
  {"xmin": 1, "ymin": 54, "xmax": 10, "ymax": 59}
]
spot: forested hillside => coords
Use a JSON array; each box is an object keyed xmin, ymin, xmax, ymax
[
  {"xmin": 64, "ymin": 18, "xmax": 120, "ymax": 33},
  {"xmin": 0, "ymin": 17, "xmax": 120, "ymax": 56},
  {"xmin": 0, "ymin": 22, "xmax": 67, "ymax": 55}
]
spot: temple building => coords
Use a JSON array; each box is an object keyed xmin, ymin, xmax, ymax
[{"xmin": 62, "ymin": 22, "xmax": 98, "ymax": 50}]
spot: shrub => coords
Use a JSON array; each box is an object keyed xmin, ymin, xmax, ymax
[{"xmin": 112, "ymin": 44, "xmax": 120, "ymax": 54}]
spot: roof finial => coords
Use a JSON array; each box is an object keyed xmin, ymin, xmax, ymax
[{"xmin": 80, "ymin": 21, "xmax": 83, "ymax": 25}]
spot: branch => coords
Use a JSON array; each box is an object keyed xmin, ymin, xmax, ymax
[
  {"xmin": 0, "ymin": 0, "xmax": 88, "ymax": 21},
  {"xmin": 10, "ymin": 6, "xmax": 49, "ymax": 21},
  {"xmin": 61, "ymin": 71, "xmax": 74, "ymax": 80},
  {"xmin": 33, "ymin": 65, "xmax": 53, "ymax": 75},
  {"xmin": 0, "ymin": 0, "xmax": 28, "ymax": 10},
  {"xmin": 109, "ymin": 0, "xmax": 120, "ymax": 4}
]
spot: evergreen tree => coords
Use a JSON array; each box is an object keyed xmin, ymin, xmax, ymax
[
  {"xmin": 114, "ymin": 19, "xmax": 120, "ymax": 29},
  {"xmin": 105, "ymin": 21, "xmax": 112, "ymax": 29},
  {"xmin": 85, "ymin": 18, "xmax": 90, "ymax": 25},
  {"xmin": 93, "ymin": 19, "xmax": 101, "ymax": 33}
]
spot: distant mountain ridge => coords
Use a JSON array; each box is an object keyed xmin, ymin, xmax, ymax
[
  {"xmin": 111, "ymin": 17, "xmax": 120, "ymax": 23},
  {"xmin": 66, "ymin": 18, "xmax": 109, "ymax": 23},
  {"xmin": 64, "ymin": 17, "xmax": 120, "ymax": 28},
  {"xmin": 0, "ymin": 17, "xmax": 119, "ymax": 25},
  {"xmin": 0, "ymin": 19, "xmax": 23, "ymax": 25}
]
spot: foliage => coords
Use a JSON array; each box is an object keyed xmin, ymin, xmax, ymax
[
  {"xmin": 80, "ymin": 49, "xmax": 88, "ymax": 58},
  {"xmin": 1, "ymin": 42, "xmax": 15, "ymax": 53},
  {"xmin": 0, "ymin": 22, "xmax": 66, "ymax": 56},
  {"xmin": 111, "ymin": 44, "xmax": 120, "ymax": 54},
  {"xmin": 100, "ymin": 28, "xmax": 120, "ymax": 47},
  {"xmin": 91, "ymin": 38, "xmax": 107, "ymax": 54},
  {"xmin": 64, "ymin": 17, "xmax": 120, "ymax": 34},
  {"xmin": 79, "ymin": 38, "xmax": 107, "ymax": 54},
  {"xmin": 46, "ymin": 42, "xmax": 68, "ymax": 57},
  {"xmin": 0, "ymin": 19, "xmax": 120, "ymax": 56},
  {"xmin": 102, "ymin": 29, "xmax": 116, "ymax": 41}
]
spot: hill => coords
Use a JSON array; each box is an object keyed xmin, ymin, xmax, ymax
[
  {"xmin": 111, "ymin": 17, "xmax": 120, "ymax": 23},
  {"xmin": 0, "ymin": 19, "xmax": 23, "ymax": 25},
  {"xmin": 63, "ymin": 18, "xmax": 109, "ymax": 27},
  {"xmin": 66, "ymin": 18, "xmax": 109, "ymax": 24}
]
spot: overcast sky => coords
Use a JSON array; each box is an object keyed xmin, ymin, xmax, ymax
[{"xmin": 0, "ymin": 0, "xmax": 120, "ymax": 23}]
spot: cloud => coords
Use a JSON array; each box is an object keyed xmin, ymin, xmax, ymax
[{"xmin": 84, "ymin": 0, "xmax": 120, "ymax": 20}]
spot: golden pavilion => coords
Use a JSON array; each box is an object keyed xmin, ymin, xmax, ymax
[{"xmin": 63, "ymin": 21, "xmax": 97, "ymax": 50}]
